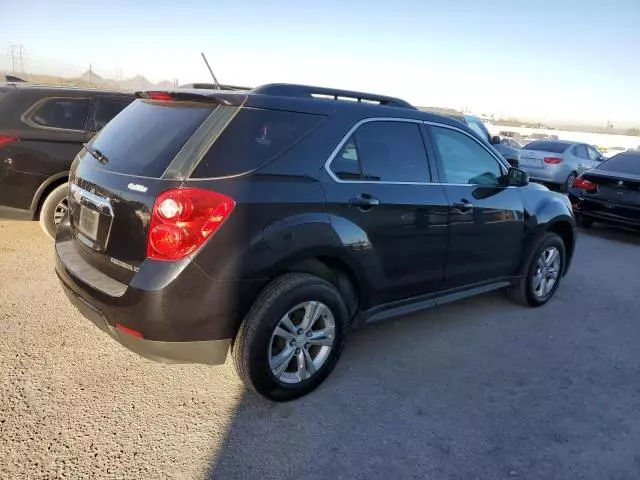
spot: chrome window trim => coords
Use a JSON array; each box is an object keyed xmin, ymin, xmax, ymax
[{"xmin": 324, "ymin": 117, "xmax": 511, "ymax": 187}]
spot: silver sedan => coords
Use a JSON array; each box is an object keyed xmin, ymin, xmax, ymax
[{"xmin": 519, "ymin": 140, "xmax": 605, "ymax": 191}]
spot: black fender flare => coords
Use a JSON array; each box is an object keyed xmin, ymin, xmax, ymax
[{"xmin": 29, "ymin": 171, "xmax": 68, "ymax": 217}]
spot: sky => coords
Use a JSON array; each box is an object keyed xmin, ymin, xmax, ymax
[{"xmin": 2, "ymin": 0, "xmax": 639, "ymax": 126}]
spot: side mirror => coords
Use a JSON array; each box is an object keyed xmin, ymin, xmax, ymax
[
  {"xmin": 507, "ymin": 167, "xmax": 529, "ymax": 187},
  {"xmin": 490, "ymin": 135, "xmax": 501, "ymax": 145}
]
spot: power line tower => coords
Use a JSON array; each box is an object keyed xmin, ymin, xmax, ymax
[{"xmin": 9, "ymin": 44, "xmax": 25, "ymax": 75}]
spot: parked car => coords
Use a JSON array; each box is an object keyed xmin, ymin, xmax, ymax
[
  {"xmin": 519, "ymin": 140, "xmax": 606, "ymax": 191},
  {"xmin": 569, "ymin": 151, "xmax": 640, "ymax": 229},
  {"xmin": 500, "ymin": 137, "xmax": 523, "ymax": 149},
  {"xmin": 602, "ymin": 146, "xmax": 628, "ymax": 159},
  {"xmin": 450, "ymin": 115, "xmax": 521, "ymax": 167},
  {"xmin": 55, "ymin": 84, "xmax": 576, "ymax": 401},
  {"xmin": 0, "ymin": 81, "xmax": 134, "ymax": 237}
]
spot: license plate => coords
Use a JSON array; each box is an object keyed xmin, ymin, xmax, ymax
[
  {"xmin": 78, "ymin": 206, "xmax": 100, "ymax": 241},
  {"xmin": 521, "ymin": 157, "xmax": 542, "ymax": 166}
]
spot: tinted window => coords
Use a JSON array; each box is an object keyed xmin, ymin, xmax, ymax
[
  {"xmin": 92, "ymin": 96, "xmax": 134, "ymax": 131},
  {"xmin": 331, "ymin": 138, "xmax": 362, "ymax": 180},
  {"xmin": 464, "ymin": 117, "xmax": 489, "ymax": 141},
  {"xmin": 597, "ymin": 153, "xmax": 640, "ymax": 175},
  {"xmin": 523, "ymin": 140, "xmax": 569, "ymax": 153},
  {"xmin": 431, "ymin": 126, "xmax": 503, "ymax": 185},
  {"xmin": 88, "ymin": 100, "xmax": 215, "ymax": 177},
  {"xmin": 350, "ymin": 121, "xmax": 430, "ymax": 182},
  {"xmin": 573, "ymin": 144, "xmax": 589, "ymax": 159},
  {"xmin": 191, "ymin": 108, "xmax": 324, "ymax": 178},
  {"xmin": 28, "ymin": 97, "xmax": 89, "ymax": 130}
]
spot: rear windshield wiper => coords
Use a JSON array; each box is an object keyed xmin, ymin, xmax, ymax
[{"xmin": 83, "ymin": 143, "xmax": 109, "ymax": 164}]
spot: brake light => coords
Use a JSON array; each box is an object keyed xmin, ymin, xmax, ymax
[
  {"xmin": 543, "ymin": 157, "xmax": 563, "ymax": 164},
  {"xmin": 146, "ymin": 91, "xmax": 173, "ymax": 101},
  {"xmin": 147, "ymin": 188, "xmax": 235, "ymax": 261},
  {"xmin": 0, "ymin": 135, "xmax": 18, "ymax": 147},
  {"xmin": 572, "ymin": 176, "xmax": 597, "ymax": 192}
]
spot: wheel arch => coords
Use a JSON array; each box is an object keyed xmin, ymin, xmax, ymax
[{"xmin": 29, "ymin": 172, "xmax": 69, "ymax": 218}]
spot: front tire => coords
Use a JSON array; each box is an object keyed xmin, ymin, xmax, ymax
[
  {"xmin": 506, "ymin": 232, "xmax": 566, "ymax": 307},
  {"xmin": 38, "ymin": 183, "xmax": 69, "ymax": 240},
  {"xmin": 232, "ymin": 273, "xmax": 347, "ymax": 401}
]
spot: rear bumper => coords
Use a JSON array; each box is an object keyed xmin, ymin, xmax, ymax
[
  {"xmin": 525, "ymin": 167, "xmax": 566, "ymax": 185},
  {"xmin": 570, "ymin": 194, "xmax": 640, "ymax": 228},
  {"xmin": 55, "ymin": 220, "xmax": 268, "ymax": 365},
  {"xmin": 59, "ymin": 280, "xmax": 230, "ymax": 364}
]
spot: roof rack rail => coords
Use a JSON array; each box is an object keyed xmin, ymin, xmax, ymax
[{"xmin": 252, "ymin": 83, "xmax": 416, "ymax": 109}]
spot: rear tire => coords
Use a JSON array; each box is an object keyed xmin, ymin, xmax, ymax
[
  {"xmin": 232, "ymin": 273, "xmax": 347, "ymax": 401},
  {"xmin": 38, "ymin": 183, "xmax": 69, "ymax": 240},
  {"xmin": 506, "ymin": 232, "xmax": 566, "ymax": 307},
  {"xmin": 562, "ymin": 172, "xmax": 577, "ymax": 193}
]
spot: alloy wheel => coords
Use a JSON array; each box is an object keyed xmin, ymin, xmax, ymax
[
  {"xmin": 532, "ymin": 247, "xmax": 561, "ymax": 298},
  {"xmin": 268, "ymin": 301, "xmax": 336, "ymax": 384},
  {"xmin": 53, "ymin": 198, "xmax": 69, "ymax": 226}
]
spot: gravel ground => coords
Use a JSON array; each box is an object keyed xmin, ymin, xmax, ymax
[{"xmin": 1, "ymin": 219, "xmax": 639, "ymax": 480}]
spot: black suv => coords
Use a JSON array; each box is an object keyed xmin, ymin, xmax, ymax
[
  {"xmin": 55, "ymin": 84, "xmax": 576, "ymax": 401},
  {"xmin": 0, "ymin": 81, "xmax": 133, "ymax": 237}
]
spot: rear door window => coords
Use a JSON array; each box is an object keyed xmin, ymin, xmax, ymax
[
  {"xmin": 26, "ymin": 97, "xmax": 90, "ymax": 131},
  {"xmin": 87, "ymin": 99, "xmax": 216, "ymax": 177},
  {"xmin": 190, "ymin": 108, "xmax": 324, "ymax": 178},
  {"xmin": 90, "ymin": 96, "xmax": 134, "ymax": 131},
  {"xmin": 337, "ymin": 121, "xmax": 431, "ymax": 183}
]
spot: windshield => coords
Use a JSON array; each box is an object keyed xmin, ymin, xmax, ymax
[{"xmin": 523, "ymin": 140, "xmax": 569, "ymax": 153}]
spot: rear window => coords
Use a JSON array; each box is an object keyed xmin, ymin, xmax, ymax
[
  {"xmin": 523, "ymin": 140, "xmax": 569, "ymax": 153},
  {"xmin": 87, "ymin": 100, "xmax": 215, "ymax": 177},
  {"xmin": 597, "ymin": 152, "xmax": 640, "ymax": 175},
  {"xmin": 190, "ymin": 108, "xmax": 324, "ymax": 178}
]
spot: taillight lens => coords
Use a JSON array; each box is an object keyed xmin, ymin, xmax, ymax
[
  {"xmin": 0, "ymin": 135, "xmax": 19, "ymax": 148},
  {"xmin": 572, "ymin": 176, "xmax": 597, "ymax": 192},
  {"xmin": 147, "ymin": 188, "xmax": 235, "ymax": 261},
  {"xmin": 146, "ymin": 91, "xmax": 174, "ymax": 101},
  {"xmin": 543, "ymin": 157, "xmax": 563, "ymax": 164}
]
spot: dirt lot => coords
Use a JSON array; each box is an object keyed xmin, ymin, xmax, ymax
[{"xmin": 1, "ymin": 219, "xmax": 640, "ymax": 479}]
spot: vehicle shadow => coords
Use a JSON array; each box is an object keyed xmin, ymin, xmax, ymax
[
  {"xmin": 204, "ymin": 289, "xmax": 603, "ymax": 480},
  {"xmin": 578, "ymin": 223, "xmax": 640, "ymax": 245}
]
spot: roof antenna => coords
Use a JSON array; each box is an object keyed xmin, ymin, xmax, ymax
[{"xmin": 201, "ymin": 52, "xmax": 221, "ymax": 90}]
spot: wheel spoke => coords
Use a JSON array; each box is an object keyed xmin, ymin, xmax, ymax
[
  {"xmin": 270, "ymin": 346, "xmax": 295, "ymax": 376},
  {"xmin": 300, "ymin": 301, "xmax": 325, "ymax": 331},
  {"xmin": 539, "ymin": 278, "xmax": 547, "ymax": 296},
  {"xmin": 280, "ymin": 314, "xmax": 297, "ymax": 333},
  {"xmin": 532, "ymin": 273, "xmax": 543, "ymax": 290},
  {"xmin": 307, "ymin": 327, "xmax": 335, "ymax": 347},
  {"xmin": 295, "ymin": 348, "xmax": 316, "ymax": 381},
  {"xmin": 545, "ymin": 278, "xmax": 556, "ymax": 293},
  {"xmin": 547, "ymin": 269, "xmax": 559, "ymax": 280},
  {"xmin": 545, "ymin": 249, "xmax": 558, "ymax": 267},
  {"xmin": 273, "ymin": 326, "xmax": 295, "ymax": 341}
]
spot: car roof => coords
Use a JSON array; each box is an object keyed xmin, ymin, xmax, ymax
[
  {"xmin": 138, "ymin": 83, "xmax": 471, "ymax": 130},
  {"xmin": 0, "ymin": 82, "xmax": 130, "ymax": 95}
]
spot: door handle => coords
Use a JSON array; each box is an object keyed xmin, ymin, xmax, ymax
[
  {"xmin": 349, "ymin": 194, "xmax": 380, "ymax": 209},
  {"xmin": 452, "ymin": 199, "xmax": 474, "ymax": 212}
]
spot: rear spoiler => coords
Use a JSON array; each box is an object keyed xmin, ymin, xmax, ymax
[{"xmin": 135, "ymin": 90, "xmax": 248, "ymax": 106}]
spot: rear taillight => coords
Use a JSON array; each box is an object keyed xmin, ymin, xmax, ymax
[
  {"xmin": 543, "ymin": 157, "xmax": 563, "ymax": 164},
  {"xmin": 0, "ymin": 135, "xmax": 18, "ymax": 148},
  {"xmin": 147, "ymin": 188, "xmax": 235, "ymax": 261},
  {"xmin": 572, "ymin": 176, "xmax": 597, "ymax": 192}
]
